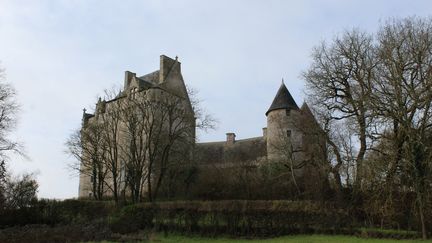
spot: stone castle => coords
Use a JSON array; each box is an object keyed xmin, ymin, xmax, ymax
[{"xmin": 78, "ymin": 55, "xmax": 325, "ymax": 199}]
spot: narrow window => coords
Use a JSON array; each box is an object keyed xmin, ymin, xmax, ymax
[
  {"xmin": 130, "ymin": 87, "xmax": 138, "ymax": 99},
  {"xmin": 286, "ymin": 109, "xmax": 290, "ymax": 116},
  {"xmin": 286, "ymin": 130, "xmax": 292, "ymax": 138}
]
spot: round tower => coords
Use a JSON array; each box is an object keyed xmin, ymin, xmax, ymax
[{"xmin": 265, "ymin": 81, "xmax": 301, "ymax": 163}]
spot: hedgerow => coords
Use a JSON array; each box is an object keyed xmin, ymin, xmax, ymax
[{"xmin": 110, "ymin": 200, "xmax": 351, "ymax": 236}]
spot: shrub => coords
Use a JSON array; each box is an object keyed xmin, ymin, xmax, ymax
[
  {"xmin": 0, "ymin": 199, "xmax": 115, "ymax": 228},
  {"xmin": 110, "ymin": 203, "xmax": 154, "ymax": 234}
]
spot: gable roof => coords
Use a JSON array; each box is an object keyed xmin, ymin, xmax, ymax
[
  {"xmin": 265, "ymin": 82, "xmax": 299, "ymax": 116},
  {"xmin": 139, "ymin": 70, "xmax": 159, "ymax": 84}
]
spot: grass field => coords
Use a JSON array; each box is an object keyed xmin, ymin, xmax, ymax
[{"xmin": 94, "ymin": 234, "xmax": 432, "ymax": 243}]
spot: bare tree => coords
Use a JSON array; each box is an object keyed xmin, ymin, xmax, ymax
[
  {"xmin": 0, "ymin": 66, "xmax": 24, "ymax": 207},
  {"xmin": 268, "ymin": 122, "xmax": 305, "ymax": 195},
  {"xmin": 66, "ymin": 121, "xmax": 108, "ymax": 200},
  {"xmin": 72, "ymin": 85, "xmax": 215, "ymax": 203},
  {"xmin": 303, "ymin": 17, "xmax": 432, "ymax": 238},
  {"xmin": 120, "ymin": 96, "xmax": 159, "ymax": 203},
  {"xmin": 303, "ymin": 30, "xmax": 376, "ymax": 190},
  {"xmin": 146, "ymin": 88, "xmax": 216, "ymax": 201},
  {"xmin": 3, "ymin": 173, "xmax": 38, "ymax": 210},
  {"xmin": 371, "ymin": 17, "xmax": 432, "ymax": 239},
  {"xmin": 99, "ymin": 92, "xmax": 125, "ymax": 204},
  {"xmin": 148, "ymin": 94, "xmax": 196, "ymax": 201},
  {"xmin": 0, "ymin": 70, "xmax": 21, "ymax": 159}
]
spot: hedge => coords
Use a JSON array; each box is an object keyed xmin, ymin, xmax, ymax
[
  {"xmin": 110, "ymin": 200, "xmax": 351, "ymax": 236},
  {"xmin": 0, "ymin": 199, "xmax": 115, "ymax": 228},
  {"xmin": 0, "ymin": 199, "xmax": 426, "ymax": 239}
]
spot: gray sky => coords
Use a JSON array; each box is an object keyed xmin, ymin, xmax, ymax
[{"xmin": 0, "ymin": 0, "xmax": 431, "ymax": 199}]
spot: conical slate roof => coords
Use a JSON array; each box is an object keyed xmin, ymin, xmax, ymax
[
  {"xmin": 265, "ymin": 82, "xmax": 299, "ymax": 116},
  {"xmin": 300, "ymin": 102, "xmax": 313, "ymax": 116}
]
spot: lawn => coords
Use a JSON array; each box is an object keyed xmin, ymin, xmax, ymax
[{"xmin": 95, "ymin": 234, "xmax": 432, "ymax": 243}]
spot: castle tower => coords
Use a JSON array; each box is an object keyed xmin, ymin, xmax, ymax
[{"xmin": 265, "ymin": 81, "xmax": 302, "ymax": 163}]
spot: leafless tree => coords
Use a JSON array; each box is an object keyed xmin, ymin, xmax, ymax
[
  {"xmin": 0, "ymin": 69, "xmax": 21, "ymax": 159},
  {"xmin": 147, "ymin": 94, "xmax": 195, "ymax": 201},
  {"xmin": 303, "ymin": 17, "xmax": 432, "ymax": 238},
  {"xmin": 0, "ymin": 66, "xmax": 24, "ymax": 206},
  {"xmin": 99, "ymin": 91, "xmax": 125, "ymax": 204},
  {"xmin": 70, "ymin": 85, "xmax": 215, "ymax": 203},
  {"xmin": 370, "ymin": 17, "xmax": 432, "ymax": 239},
  {"xmin": 269, "ymin": 122, "xmax": 305, "ymax": 195},
  {"xmin": 148, "ymin": 88, "xmax": 215, "ymax": 201},
  {"xmin": 66, "ymin": 122, "xmax": 108, "ymax": 200},
  {"xmin": 120, "ymin": 98, "xmax": 149, "ymax": 203},
  {"xmin": 303, "ymin": 30, "xmax": 376, "ymax": 190},
  {"xmin": 2, "ymin": 173, "xmax": 38, "ymax": 210}
]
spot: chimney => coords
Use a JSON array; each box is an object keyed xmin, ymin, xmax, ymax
[
  {"xmin": 226, "ymin": 133, "xmax": 236, "ymax": 145},
  {"xmin": 159, "ymin": 55, "xmax": 180, "ymax": 83},
  {"xmin": 124, "ymin": 71, "xmax": 136, "ymax": 89},
  {"xmin": 262, "ymin": 127, "xmax": 267, "ymax": 139}
]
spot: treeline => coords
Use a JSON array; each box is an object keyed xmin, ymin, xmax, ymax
[{"xmin": 302, "ymin": 16, "xmax": 432, "ymax": 239}]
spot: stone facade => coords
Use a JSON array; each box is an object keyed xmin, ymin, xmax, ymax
[{"xmin": 78, "ymin": 55, "xmax": 324, "ymax": 198}]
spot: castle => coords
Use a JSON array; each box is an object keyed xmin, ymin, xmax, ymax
[{"xmin": 78, "ymin": 55, "xmax": 326, "ymax": 199}]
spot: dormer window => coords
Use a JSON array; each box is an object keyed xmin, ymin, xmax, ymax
[{"xmin": 130, "ymin": 87, "xmax": 138, "ymax": 99}]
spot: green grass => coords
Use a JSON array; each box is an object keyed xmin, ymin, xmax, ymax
[
  {"xmin": 93, "ymin": 234, "xmax": 432, "ymax": 243},
  {"xmin": 359, "ymin": 227, "xmax": 418, "ymax": 235}
]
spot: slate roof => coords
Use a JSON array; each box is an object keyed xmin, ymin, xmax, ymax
[
  {"xmin": 139, "ymin": 70, "xmax": 159, "ymax": 84},
  {"xmin": 265, "ymin": 82, "xmax": 299, "ymax": 116},
  {"xmin": 83, "ymin": 112, "xmax": 94, "ymax": 120}
]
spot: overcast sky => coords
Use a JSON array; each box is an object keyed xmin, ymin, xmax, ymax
[{"xmin": 0, "ymin": 0, "xmax": 431, "ymax": 199}]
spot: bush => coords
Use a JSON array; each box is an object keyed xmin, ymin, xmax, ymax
[
  {"xmin": 0, "ymin": 223, "xmax": 111, "ymax": 243},
  {"xmin": 0, "ymin": 199, "xmax": 115, "ymax": 228},
  {"xmin": 110, "ymin": 203, "xmax": 154, "ymax": 233},
  {"xmin": 40, "ymin": 199, "xmax": 115, "ymax": 224}
]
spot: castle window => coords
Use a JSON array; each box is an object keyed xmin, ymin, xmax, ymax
[
  {"xmin": 286, "ymin": 130, "xmax": 292, "ymax": 138},
  {"xmin": 286, "ymin": 109, "xmax": 290, "ymax": 116},
  {"xmin": 130, "ymin": 87, "xmax": 138, "ymax": 99}
]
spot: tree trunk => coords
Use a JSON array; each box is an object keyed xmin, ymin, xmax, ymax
[
  {"xmin": 92, "ymin": 167, "xmax": 97, "ymax": 200},
  {"xmin": 112, "ymin": 171, "xmax": 118, "ymax": 204},
  {"xmin": 418, "ymin": 199, "xmax": 427, "ymax": 240},
  {"xmin": 332, "ymin": 169, "xmax": 344, "ymax": 203},
  {"xmin": 147, "ymin": 170, "xmax": 152, "ymax": 202},
  {"xmin": 354, "ymin": 117, "xmax": 367, "ymax": 192},
  {"xmin": 152, "ymin": 146, "xmax": 171, "ymax": 201}
]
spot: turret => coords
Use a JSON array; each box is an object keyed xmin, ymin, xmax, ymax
[
  {"xmin": 81, "ymin": 108, "xmax": 93, "ymax": 127},
  {"xmin": 265, "ymin": 80, "xmax": 301, "ymax": 162}
]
